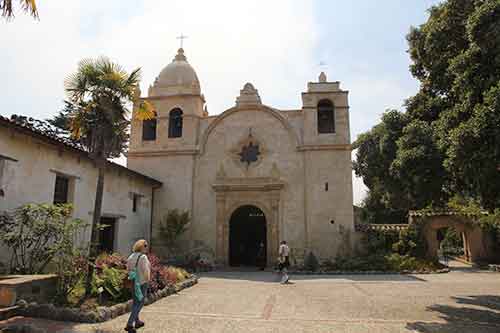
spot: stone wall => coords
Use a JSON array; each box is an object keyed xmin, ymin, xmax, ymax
[{"xmin": 0, "ymin": 275, "xmax": 57, "ymax": 307}]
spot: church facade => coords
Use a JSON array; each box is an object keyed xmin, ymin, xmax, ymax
[{"xmin": 128, "ymin": 48, "xmax": 354, "ymax": 266}]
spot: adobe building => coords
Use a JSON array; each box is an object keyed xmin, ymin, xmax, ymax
[
  {"xmin": 128, "ymin": 48, "xmax": 355, "ymax": 266},
  {"xmin": 0, "ymin": 115, "xmax": 161, "ymax": 265}
]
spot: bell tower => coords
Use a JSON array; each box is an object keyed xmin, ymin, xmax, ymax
[
  {"xmin": 301, "ymin": 72, "xmax": 350, "ymax": 147},
  {"xmin": 129, "ymin": 48, "xmax": 206, "ymax": 152},
  {"xmin": 127, "ymin": 48, "xmax": 207, "ymax": 258},
  {"xmin": 300, "ymin": 72, "xmax": 354, "ymax": 259}
]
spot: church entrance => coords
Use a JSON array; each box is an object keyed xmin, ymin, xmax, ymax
[{"xmin": 229, "ymin": 205, "xmax": 267, "ymax": 267}]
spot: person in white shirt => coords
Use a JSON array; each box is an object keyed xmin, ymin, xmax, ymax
[
  {"xmin": 278, "ymin": 241, "xmax": 290, "ymax": 284},
  {"xmin": 125, "ymin": 239, "xmax": 151, "ymax": 332}
]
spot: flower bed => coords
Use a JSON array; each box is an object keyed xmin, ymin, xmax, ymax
[
  {"xmin": 14, "ymin": 275, "xmax": 198, "ymax": 323},
  {"xmin": 2, "ymin": 252, "xmax": 197, "ymax": 324},
  {"xmin": 288, "ymin": 268, "xmax": 450, "ymax": 275},
  {"xmin": 88, "ymin": 253, "xmax": 190, "ymax": 303}
]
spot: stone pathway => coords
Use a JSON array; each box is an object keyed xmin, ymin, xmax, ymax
[{"xmin": 1, "ymin": 270, "xmax": 500, "ymax": 332}]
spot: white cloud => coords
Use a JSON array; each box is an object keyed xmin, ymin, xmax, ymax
[{"xmin": 0, "ymin": 0, "xmax": 318, "ymax": 120}]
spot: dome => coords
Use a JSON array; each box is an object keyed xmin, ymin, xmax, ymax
[{"xmin": 149, "ymin": 48, "xmax": 201, "ymax": 97}]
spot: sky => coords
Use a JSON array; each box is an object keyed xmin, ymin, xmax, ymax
[{"xmin": 0, "ymin": 0, "xmax": 441, "ymax": 204}]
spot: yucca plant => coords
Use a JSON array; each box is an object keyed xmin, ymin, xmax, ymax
[
  {"xmin": 63, "ymin": 57, "xmax": 154, "ymax": 296},
  {"xmin": 159, "ymin": 209, "xmax": 190, "ymax": 253}
]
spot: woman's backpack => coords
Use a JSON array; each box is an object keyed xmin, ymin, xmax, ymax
[{"xmin": 124, "ymin": 254, "xmax": 143, "ymax": 289}]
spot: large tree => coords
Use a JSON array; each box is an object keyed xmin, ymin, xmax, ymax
[
  {"xmin": 353, "ymin": 110, "xmax": 410, "ymax": 224},
  {"xmin": 62, "ymin": 57, "xmax": 153, "ymax": 295},
  {"xmin": 355, "ymin": 0, "xmax": 500, "ymax": 222},
  {"xmin": 1, "ymin": 0, "xmax": 37, "ymax": 19},
  {"xmin": 407, "ymin": 0, "xmax": 500, "ymax": 209}
]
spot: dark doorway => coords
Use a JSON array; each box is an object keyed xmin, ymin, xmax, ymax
[
  {"xmin": 99, "ymin": 217, "xmax": 116, "ymax": 253},
  {"xmin": 229, "ymin": 205, "xmax": 267, "ymax": 267}
]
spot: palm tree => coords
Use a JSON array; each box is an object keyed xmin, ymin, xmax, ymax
[
  {"xmin": 1, "ymin": 0, "xmax": 38, "ymax": 19},
  {"xmin": 64, "ymin": 57, "xmax": 154, "ymax": 295}
]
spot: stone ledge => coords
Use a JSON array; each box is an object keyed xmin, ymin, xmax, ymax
[
  {"xmin": 0, "ymin": 275, "xmax": 58, "ymax": 307},
  {"xmin": 14, "ymin": 276, "xmax": 198, "ymax": 324},
  {"xmin": 0, "ymin": 306, "xmax": 20, "ymax": 321}
]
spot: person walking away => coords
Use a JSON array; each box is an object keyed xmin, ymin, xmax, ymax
[
  {"xmin": 278, "ymin": 241, "xmax": 290, "ymax": 284},
  {"xmin": 257, "ymin": 242, "xmax": 266, "ymax": 270},
  {"xmin": 125, "ymin": 239, "xmax": 151, "ymax": 332}
]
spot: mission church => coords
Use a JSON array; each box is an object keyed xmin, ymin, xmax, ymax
[{"xmin": 128, "ymin": 47, "xmax": 355, "ymax": 266}]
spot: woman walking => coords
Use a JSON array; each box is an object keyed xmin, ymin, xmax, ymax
[
  {"xmin": 278, "ymin": 240, "xmax": 290, "ymax": 284},
  {"xmin": 125, "ymin": 239, "xmax": 151, "ymax": 332}
]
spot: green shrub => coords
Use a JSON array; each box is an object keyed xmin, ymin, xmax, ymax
[
  {"xmin": 392, "ymin": 223, "xmax": 427, "ymax": 258},
  {"xmin": 159, "ymin": 209, "xmax": 190, "ymax": 252},
  {"xmin": 54, "ymin": 253, "xmax": 88, "ymax": 305},
  {"xmin": 333, "ymin": 254, "xmax": 389, "ymax": 271},
  {"xmin": 304, "ymin": 252, "xmax": 320, "ymax": 271},
  {"xmin": 0, "ymin": 203, "xmax": 87, "ymax": 274},
  {"xmin": 330, "ymin": 253, "xmax": 441, "ymax": 272},
  {"xmin": 364, "ymin": 230, "xmax": 399, "ymax": 254}
]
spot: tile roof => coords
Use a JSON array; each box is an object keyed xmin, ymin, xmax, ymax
[
  {"xmin": 0, "ymin": 114, "xmax": 162, "ymax": 186},
  {"xmin": 355, "ymin": 223, "xmax": 409, "ymax": 232}
]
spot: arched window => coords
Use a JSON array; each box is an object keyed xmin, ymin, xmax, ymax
[
  {"xmin": 317, "ymin": 99, "xmax": 335, "ymax": 134},
  {"xmin": 168, "ymin": 108, "xmax": 183, "ymax": 138},
  {"xmin": 142, "ymin": 112, "xmax": 157, "ymax": 141}
]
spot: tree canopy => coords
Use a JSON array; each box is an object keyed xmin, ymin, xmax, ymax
[{"xmin": 354, "ymin": 0, "xmax": 500, "ymax": 223}]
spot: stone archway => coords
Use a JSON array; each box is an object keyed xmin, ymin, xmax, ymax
[
  {"xmin": 409, "ymin": 212, "xmax": 496, "ymax": 263},
  {"xmin": 229, "ymin": 205, "xmax": 267, "ymax": 267},
  {"xmin": 213, "ymin": 177, "xmax": 283, "ymax": 266}
]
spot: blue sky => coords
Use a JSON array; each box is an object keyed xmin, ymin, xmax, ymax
[{"xmin": 0, "ymin": 0, "xmax": 441, "ymax": 203}]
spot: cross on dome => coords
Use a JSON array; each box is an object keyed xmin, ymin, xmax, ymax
[{"xmin": 176, "ymin": 34, "xmax": 188, "ymax": 48}]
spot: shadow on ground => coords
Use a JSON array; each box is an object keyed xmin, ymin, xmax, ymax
[
  {"xmin": 406, "ymin": 295, "xmax": 500, "ymax": 333},
  {"xmin": 200, "ymin": 270, "xmax": 427, "ymax": 283}
]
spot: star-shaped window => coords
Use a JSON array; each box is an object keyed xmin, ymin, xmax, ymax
[{"xmin": 239, "ymin": 141, "xmax": 261, "ymax": 166}]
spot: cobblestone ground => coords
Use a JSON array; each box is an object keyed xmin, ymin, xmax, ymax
[{"xmin": 1, "ymin": 270, "xmax": 499, "ymax": 332}]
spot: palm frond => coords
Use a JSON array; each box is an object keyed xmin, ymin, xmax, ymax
[
  {"xmin": 135, "ymin": 100, "xmax": 156, "ymax": 121},
  {"xmin": 21, "ymin": 0, "xmax": 37, "ymax": 18},
  {"xmin": 1, "ymin": 0, "xmax": 38, "ymax": 19},
  {"xmin": 63, "ymin": 56, "xmax": 139, "ymax": 157}
]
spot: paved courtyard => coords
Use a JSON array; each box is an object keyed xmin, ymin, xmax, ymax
[{"xmin": 1, "ymin": 270, "xmax": 499, "ymax": 332}]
